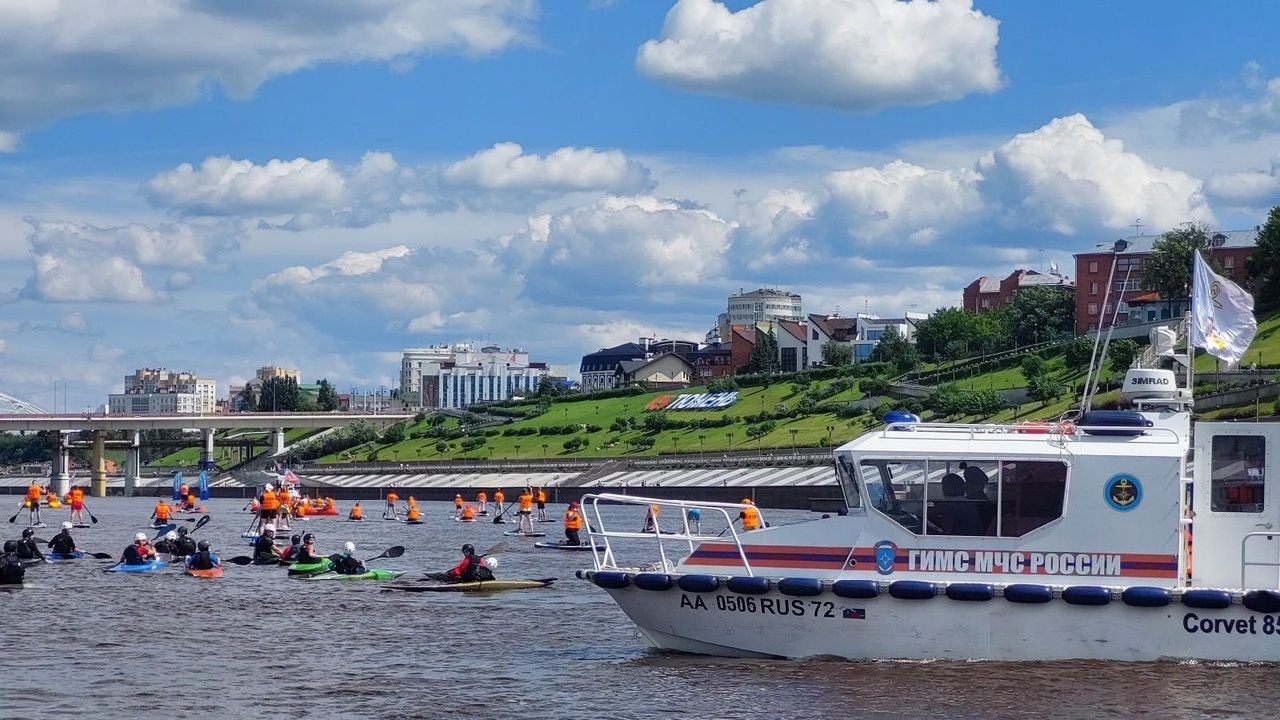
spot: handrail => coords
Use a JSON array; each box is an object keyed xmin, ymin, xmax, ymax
[
  {"xmin": 1240, "ymin": 531, "xmax": 1280, "ymax": 587},
  {"xmin": 875, "ymin": 421, "xmax": 1182, "ymax": 443},
  {"xmin": 581, "ymin": 493, "xmax": 758, "ymax": 576}
]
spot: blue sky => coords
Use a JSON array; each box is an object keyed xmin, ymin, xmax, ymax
[{"xmin": 2, "ymin": 0, "xmax": 1279, "ymax": 412}]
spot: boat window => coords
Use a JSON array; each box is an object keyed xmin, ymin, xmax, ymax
[
  {"xmin": 1210, "ymin": 435, "xmax": 1266, "ymax": 513},
  {"xmin": 860, "ymin": 459, "xmax": 925, "ymax": 534},
  {"xmin": 834, "ymin": 454, "xmax": 862, "ymax": 508},
  {"xmin": 925, "ymin": 460, "xmax": 992, "ymax": 536},
  {"xmin": 998, "ymin": 460, "xmax": 1067, "ymax": 536}
]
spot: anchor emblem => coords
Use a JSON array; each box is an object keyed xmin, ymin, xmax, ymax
[{"xmin": 1104, "ymin": 474, "xmax": 1143, "ymax": 512}]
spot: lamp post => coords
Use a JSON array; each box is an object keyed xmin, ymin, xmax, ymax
[
  {"xmin": 698, "ymin": 434, "xmax": 706, "ymax": 459},
  {"xmin": 789, "ymin": 428, "xmax": 797, "ymax": 451},
  {"xmin": 727, "ymin": 432, "xmax": 734, "ymax": 448},
  {"xmin": 515, "ymin": 444, "xmax": 521, "ymax": 458},
  {"xmin": 826, "ymin": 425, "xmax": 835, "ymax": 448},
  {"xmin": 673, "ymin": 436, "xmax": 679, "ymax": 454},
  {"xmin": 542, "ymin": 443, "xmax": 548, "ymax": 457}
]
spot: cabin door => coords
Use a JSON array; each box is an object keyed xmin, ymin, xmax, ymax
[{"xmin": 1193, "ymin": 424, "xmax": 1280, "ymax": 589}]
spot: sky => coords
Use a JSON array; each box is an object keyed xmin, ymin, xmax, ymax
[{"xmin": 2, "ymin": 0, "xmax": 1280, "ymax": 413}]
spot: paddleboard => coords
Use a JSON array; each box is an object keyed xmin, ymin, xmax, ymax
[
  {"xmin": 454, "ymin": 517, "xmax": 476, "ymax": 523},
  {"xmin": 405, "ymin": 520, "xmax": 424, "ymax": 525},
  {"xmin": 534, "ymin": 518, "xmax": 558, "ymax": 523},
  {"xmin": 502, "ymin": 530, "xmax": 546, "ymax": 538},
  {"xmin": 306, "ymin": 569, "xmax": 405, "ymax": 581},
  {"xmin": 73, "ymin": 523, "xmax": 92, "ymax": 529},
  {"xmin": 346, "ymin": 518, "xmax": 366, "ymax": 522},
  {"xmin": 184, "ymin": 567, "xmax": 223, "ymax": 579},
  {"xmin": 533, "ymin": 542, "xmax": 601, "ymax": 551},
  {"xmin": 383, "ymin": 578, "xmax": 556, "ymax": 593},
  {"xmin": 26, "ymin": 523, "xmax": 47, "ymax": 529},
  {"xmin": 106, "ymin": 560, "xmax": 168, "ymax": 573},
  {"xmin": 382, "ymin": 516, "xmax": 400, "ymax": 522}
]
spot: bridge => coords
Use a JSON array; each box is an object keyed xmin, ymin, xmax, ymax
[{"xmin": 0, "ymin": 412, "xmax": 412, "ymax": 497}]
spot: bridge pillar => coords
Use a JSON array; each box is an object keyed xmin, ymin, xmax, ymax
[
  {"xmin": 49, "ymin": 432, "xmax": 72, "ymax": 496},
  {"xmin": 271, "ymin": 428, "xmax": 286, "ymax": 456},
  {"xmin": 123, "ymin": 431, "xmax": 141, "ymax": 497},
  {"xmin": 91, "ymin": 430, "xmax": 107, "ymax": 497},
  {"xmin": 200, "ymin": 428, "xmax": 216, "ymax": 471}
]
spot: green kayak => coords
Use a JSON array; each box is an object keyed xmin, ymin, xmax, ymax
[
  {"xmin": 306, "ymin": 569, "xmax": 406, "ymax": 581},
  {"xmin": 286, "ymin": 559, "xmax": 334, "ymax": 577},
  {"xmin": 382, "ymin": 578, "xmax": 556, "ymax": 593}
]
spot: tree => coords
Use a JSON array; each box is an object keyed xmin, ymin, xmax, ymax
[
  {"xmin": 1019, "ymin": 354, "xmax": 1048, "ymax": 383},
  {"xmin": 1027, "ymin": 375, "xmax": 1064, "ymax": 405},
  {"xmin": 316, "ymin": 379, "xmax": 339, "ymax": 411},
  {"xmin": 743, "ymin": 326, "xmax": 780, "ymax": 374},
  {"xmin": 435, "ymin": 441, "xmax": 448, "ymax": 456},
  {"xmin": 1142, "ymin": 223, "xmax": 1214, "ymax": 316},
  {"xmin": 868, "ymin": 325, "xmax": 920, "ymax": 373},
  {"xmin": 1107, "ymin": 338, "xmax": 1140, "ymax": 373},
  {"xmin": 1248, "ymin": 206, "xmax": 1280, "ymax": 307},
  {"xmin": 820, "ymin": 340, "xmax": 853, "ymax": 367},
  {"xmin": 1003, "ymin": 286, "xmax": 1074, "ymax": 345},
  {"xmin": 259, "ymin": 376, "xmax": 300, "ymax": 412},
  {"xmin": 382, "ymin": 422, "xmax": 407, "ymax": 444},
  {"xmin": 237, "ymin": 385, "xmax": 258, "ymax": 412},
  {"xmin": 1063, "ymin": 336, "xmax": 1095, "ymax": 371}
]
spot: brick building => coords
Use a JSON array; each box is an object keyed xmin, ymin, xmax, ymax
[{"xmin": 962, "ymin": 269, "xmax": 1074, "ymax": 313}]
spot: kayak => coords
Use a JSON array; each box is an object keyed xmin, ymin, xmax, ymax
[
  {"xmin": 306, "ymin": 569, "xmax": 405, "ymax": 581},
  {"xmin": 47, "ymin": 500, "xmax": 61, "ymax": 508},
  {"xmin": 107, "ymin": 560, "xmax": 168, "ymax": 573},
  {"xmin": 47, "ymin": 551, "xmax": 86, "ymax": 560},
  {"xmin": 287, "ymin": 559, "xmax": 335, "ymax": 577},
  {"xmin": 384, "ymin": 578, "xmax": 556, "ymax": 593},
  {"xmin": 502, "ymin": 530, "xmax": 546, "ymax": 538},
  {"xmin": 304, "ymin": 507, "xmax": 339, "ymax": 516},
  {"xmin": 533, "ymin": 542, "xmax": 601, "ymax": 551},
  {"xmin": 73, "ymin": 523, "xmax": 92, "ymax": 529},
  {"xmin": 184, "ymin": 567, "xmax": 223, "ymax": 579}
]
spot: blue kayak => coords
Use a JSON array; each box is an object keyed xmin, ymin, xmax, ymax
[
  {"xmin": 47, "ymin": 552, "xmax": 85, "ymax": 560},
  {"xmin": 106, "ymin": 560, "xmax": 168, "ymax": 573}
]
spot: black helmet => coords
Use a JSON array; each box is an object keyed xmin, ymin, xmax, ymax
[
  {"xmin": 176, "ymin": 526, "xmax": 188, "ymax": 536},
  {"xmin": 3, "ymin": 540, "xmax": 15, "ymax": 553},
  {"xmin": 461, "ymin": 544, "xmax": 475, "ymax": 556},
  {"xmin": 197, "ymin": 540, "xmax": 210, "ymax": 551},
  {"xmin": 21, "ymin": 528, "xmax": 33, "ymax": 538},
  {"xmin": 303, "ymin": 533, "xmax": 315, "ymax": 544},
  {"xmin": 291, "ymin": 534, "xmax": 301, "ymax": 544}
]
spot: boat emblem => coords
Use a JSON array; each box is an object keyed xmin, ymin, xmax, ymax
[
  {"xmin": 874, "ymin": 540, "xmax": 898, "ymax": 575},
  {"xmin": 1104, "ymin": 474, "xmax": 1142, "ymax": 512}
]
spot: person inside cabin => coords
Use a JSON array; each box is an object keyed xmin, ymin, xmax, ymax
[
  {"xmin": 959, "ymin": 462, "xmax": 997, "ymax": 535},
  {"xmin": 16, "ymin": 527, "xmax": 45, "ymax": 561},
  {"xmin": 348, "ymin": 502, "xmax": 364, "ymax": 521},
  {"xmin": 564, "ymin": 502, "xmax": 584, "ymax": 546},
  {"xmin": 333, "ymin": 542, "xmax": 366, "ymax": 575},
  {"xmin": 932, "ymin": 474, "xmax": 984, "ymax": 536},
  {"xmin": 48, "ymin": 522, "xmax": 77, "ymax": 556},
  {"xmin": 187, "ymin": 540, "xmax": 220, "ymax": 571}
]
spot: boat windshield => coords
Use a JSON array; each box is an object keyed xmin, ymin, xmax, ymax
[
  {"xmin": 835, "ymin": 454, "xmax": 862, "ymax": 509},
  {"xmin": 859, "ymin": 458, "xmax": 1068, "ymax": 537}
]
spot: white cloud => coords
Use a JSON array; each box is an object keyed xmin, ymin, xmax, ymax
[
  {"xmin": 823, "ymin": 160, "xmax": 984, "ymax": 243},
  {"xmin": 636, "ymin": 0, "xmax": 1002, "ymax": 112},
  {"xmin": 145, "ymin": 156, "xmax": 349, "ymax": 216},
  {"xmin": 59, "ymin": 312, "xmax": 86, "ymax": 332},
  {"xmin": 0, "ymin": 1, "xmax": 538, "ymax": 138},
  {"xmin": 0, "ymin": 338, "xmax": 5, "ymax": 353},
  {"xmin": 1178, "ymin": 65, "xmax": 1280, "ymax": 142},
  {"xmin": 976, "ymin": 114, "xmax": 1214, "ymax": 235},
  {"xmin": 26, "ymin": 254, "xmax": 161, "ymax": 303},
  {"xmin": 1206, "ymin": 154, "xmax": 1280, "ymax": 206},
  {"xmin": 443, "ymin": 142, "xmax": 652, "ymax": 193},
  {"xmin": 260, "ymin": 246, "xmax": 412, "ymax": 287}
]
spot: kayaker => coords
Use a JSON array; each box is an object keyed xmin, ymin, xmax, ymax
[
  {"xmin": 446, "ymin": 544, "xmax": 494, "ymax": 582},
  {"xmin": 186, "ymin": 540, "xmax": 220, "ymax": 571},
  {"xmin": 151, "ymin": 499, "xmax": 171, "ymax": 526},
  {"xmin": 24, "ymin": 482, "xmax": 42, "ymax": 526},
  {"xmin": 184, "ymin": 492, "xmax": 199, "ymax": 512},
  {"xmin": 121, "ymin": 533, "xmax": 157, "ymax": 565},
  {"xmin": 406, "ymin": 500, "xmax": 421, "ymax": 522},
  {"xmin": 180, "ymin": 482, "xmax": 189, "ymax": 499},
  {"xmin": 564, "ymin": 502, "xmax": 584, "ymax": 546},
  {"xmin": 296, "ymin": 533, "xmax": 323, "ymax": 564},
  {"xmin": 453, "ymin": 493, "xmax": 464, "ymax": 519},
  {"xmin": 154, "ymin": 531, "xmax": 178, "ymax": 555},
  {"xmin": 16, "ymin": 527, "xmax": 45, "ymax": 561},
  {"xmin": 48, "ymin": 522, "xmax": 77, "ymax": 556},
  {"xmin": 0, "ymin": 541, "xmax": 26, "ymax": 584},
  {"xmin": 493, "ymin": 489, "xmax": 504, "ymax": 515},
  {"xmin": 461, "ymin": 504, "xmax": 476, "ymax": 521},
  {"xmin": 280, "ymin": 534, "xmax": 302, "ymax": 562},
  {"xmin": 536, "ymin": 487, "xmax": 548, "ymax": 521},
  {"xmin": 476, "ymin": 491, "xmax": 487, "ymax": 514},
  {"xmin": 516, "ymin": 489, "xmax": 534, "ymax": 533},
  {"xmin": 68, "ymin": 485, "xmax": 87, "ymax": 526},
  {"xmin": 173, "ymin": 526, "xmax": 197, "ymax": 557},
  {"xmin": 738, "ymin": 499, "xmax": 762, "ymax": 531},
  {"xmin": 348, "ymin": 502, "xmax": 364, "ymax": 521},
  {"xmin": 254, "ymin": 524, "xmax": 281, "ymax": 563},
  {"xmin": 332, "ymin": 542, "xmax": 366, "ymax": 575},
  {"xmin": 385, "ymin": 490, "xmax": 399, "ymax": 520}
]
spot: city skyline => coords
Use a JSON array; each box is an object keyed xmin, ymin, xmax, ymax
[{"xmin": 2, "ymin": 1, "xmax": 1279, "ymax": 412}]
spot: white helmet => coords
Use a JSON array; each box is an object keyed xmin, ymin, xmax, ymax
[
  {"xmin": 264, "ymin": 523, "xmax": 276, "ymax": 533},
  {"xmin": 61, "ymin": 521, "xmax": 73, "ymax": 530},
  {"xmin": 166, "ymin": 531, "xmax": 177, "ymax": 541},
  {"xmin": 483, "ymin": 556, "xmax": 498, "ymax": 569},
  {"xmin": 134, "ymin": 532, "xmax": 147, "ymax": 542},
  {"xmin": 343, "ymin": 542, "xmax": 355, "ymax": 555},
  {"xmin": 264, "ymin": 483, "xmax": 274, "ymax": 491}
]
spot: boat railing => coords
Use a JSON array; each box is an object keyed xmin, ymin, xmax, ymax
[
  {"xmin": 1240, "ymin": 531, "xmax": 1280, "ymax": 587},
  {"xmin": 580, "ymin": 493, "xmax": 756, "ymax": 575},
  {"xmin": 879, "ymin": 421, "xmax": 1182, "ymax": 443}
]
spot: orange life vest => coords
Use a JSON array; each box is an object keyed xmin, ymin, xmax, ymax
[
  {"xmin": 536, "ymin": 489, "xmax": 546, "ymax": 503},
  {"xmin": 249, "ymin": 499, "xmax": 260, "ymax": 512},
  {"xmin": 462, "ymin": 506, "xmax": 475, "ymax": 520},
  {"xmin": 407, "ymin": 507, "xmax": 420, "ymax": 521},
  {"xmin": 350, "ymin": 505, "xmax": 363, "ymax": 519},
  {"xmin": 565, "ymin": 509, "xmax": 583, "ymax": 530},
  {"xmin": 154, "ymin": 502, "xmax": 170, "ymax": 520},
  {"xmin": 387, "ymin": 492, "xmax": 398, "ymax": 504},
  {"xmin": 260, "ymin": 491, "xmax": 279, "ymax": 511},
  {"xmin": 186, "ymin": 494, "xmax": 197, "ymax": 507},
  {"xmin": 407, "ymin": 497, "xmax": 417, "ymax": 508},
  {"xmin": 494, "ymin": 491, "xmax": 504, "ymax": 504},
  {"xmin": 454, "ymin": 495, "xmax": 463, "ymax": 508},
  {"xmin": 519, "ymin": 493, "xmax": 533, "ymax": 510},
  {"xmin": 180, "ymin": 484, "xmax": 189, "ymax": 495},
  {"xmin": 741, "ymin": 506, "xmax": 761, "ymax": 531},
  {"xmin": 70, "ymin": 488, "xmax": 84, "ymax": 502},
  {"xmin": 26, "ymin": 485, "xmax": 41, "ymax": 501},
  {"xmin": 477, "ymin": 492, "xmax": 487, "ymax": 503}
]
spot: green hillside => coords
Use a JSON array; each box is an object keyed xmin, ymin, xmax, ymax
[{"xmin": 1194, "ymin": 308, "xmax": 1280, "ymax": 370}]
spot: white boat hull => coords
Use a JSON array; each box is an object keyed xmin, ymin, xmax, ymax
[{"xmin": 603, "ymin": 585, "xmax": 1280, "ymax": 662}]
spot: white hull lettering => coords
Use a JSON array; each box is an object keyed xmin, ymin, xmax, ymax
[{"xmin": 907, "ymin": 550, "xmax": 1122, "ymax": 576}]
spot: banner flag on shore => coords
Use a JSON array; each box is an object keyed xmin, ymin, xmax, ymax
[
  {"xmin": 172, "ymin": 471, "xmax": 183, "ymax": 501},
  {"xmin": 1191, "ymin": 250, "xmax": 1257, "ymax": 366},
  {"xmin": 198, "ymin": 470, "xmax": 209, "ymax": 501},
  {"xmin": 284, "ymin": 469, "xmax": 301, "ymax": 487}
]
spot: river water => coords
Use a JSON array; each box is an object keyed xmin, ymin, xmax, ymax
[{"xmin": 2, "ymin": 497, "xmax": 1277, "ymax": 719}]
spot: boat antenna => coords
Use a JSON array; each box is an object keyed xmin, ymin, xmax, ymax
[
  {"xmin": 1084, "ymin": 261, "xmax": 1137, "ymax": 412},
  {"xmin": 1080, "ymin": 241, "xmax": 1126, "ymax": 413}
]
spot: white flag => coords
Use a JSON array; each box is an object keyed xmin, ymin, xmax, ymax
[{"xmin": 1190, "ymin": 250, "xmax": 1257, "ymax": 365}]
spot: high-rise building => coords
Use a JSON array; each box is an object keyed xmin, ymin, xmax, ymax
[
  {"xmin": 400, "ymin": 344, "xmax": 550, "ymax": 409},
  {"xmin": 109, "ymin": 368, "xmax": 216, "ymax": 415},
  {"xmin": 715, "ymin": 288, "xmax": 803, "ymax": 342}
]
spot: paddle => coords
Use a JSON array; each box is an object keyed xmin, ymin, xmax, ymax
[
  {"xmin": 8, "ymin": 501, "xmax": 26, "ymax": 524},
  {"xmin": 190, "ymin": 515, "xmax": 210, "ymax": 533},
  {"xmin": 86, "ymin": 552, "xmax": 113, "ymax": 560},
  {"xmin": 492, "ymin": 501, "xmax": 517, "ymax": 524},
  {"xmin": 82, "ymin": 501, "xmax": 98, "ymax": 524},
  {"xmin": 151, "ymin": 523, "xmax": 176, "ymax": 541}
]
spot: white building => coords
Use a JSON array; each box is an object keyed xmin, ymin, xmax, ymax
[
  {"xmin": 715, "ymin": 288, "xmax": 803, "ymax": 341},
  {"xmin": 109, "ymin": 368, "xmax": 216, "ymax": 415},
  {"xmin": 401, "ymin": 344, "xmax": 550, "ymax": 409},
  {"xmin": 805, "ymin": 313, "xmax": 926, "ymax": 366}
]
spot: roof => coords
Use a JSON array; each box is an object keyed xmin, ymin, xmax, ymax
[
  {"xmin": 977, "ymin": 276, "xmax": 1001, "ymax": 293},
  {"xmin": 616, "ymin": 353, "xmax": 695, "ymax": 376},
  {"xmin": 1076, "ymin": 229, "xmax": 1258, "ymax": 257},
  {"xmin": 1015, "ymin": 270, "xmax": 1074, "ymax": 288},
  {"xmin": 730, "ymin": 287, "xmax": 800, "ymax": 299},
  {"xmin": 808, "ymin": 313, "xmax": 857, "ymax": 338},
  {"xmin": 776, "ymin": 319, "xmax": 808, "ymax": 342}
]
